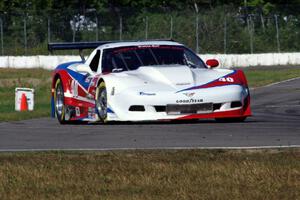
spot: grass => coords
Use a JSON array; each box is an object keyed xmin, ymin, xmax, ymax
[
  {"xmin": 0, "ymin": 69, "xmax": 299, "ymax": 199},
  {"xmin": 0, "ymin": 149, "xmax": 299, "ymax": 199},
  {"xmin": 243, "ymin": 67, "xmax": 300, "ymax": 87},
  {"xmin": 0, "ymin": 68, "xmax": 52, "ymax": 121},
  {"xmin": 0, "ymin": 67, "xmax": 300, "ymax": 121}
]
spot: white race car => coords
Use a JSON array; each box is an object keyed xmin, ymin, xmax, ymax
[{"xmin": 49, "ymin": 40, "xmax": 251, "ymax": 124}]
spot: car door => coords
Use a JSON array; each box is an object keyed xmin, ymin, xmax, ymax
[{"xmin": 86, "ymin": 50, "xmax": 102, "ymax": 98}]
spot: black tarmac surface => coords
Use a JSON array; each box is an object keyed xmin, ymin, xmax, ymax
[{"xmin": 0, "ymin": 78, "xmax": 299, "ymax": 151}]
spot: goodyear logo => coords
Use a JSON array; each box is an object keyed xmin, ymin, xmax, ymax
[{"xmin": 176, "ymin": 99, "xmax": 203, "ymax": 103}]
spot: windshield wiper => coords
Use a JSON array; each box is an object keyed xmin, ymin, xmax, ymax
[
  {"xmin": 112, "ymin": 68, "xmax": 123, "ymax": 73},
  {"xmin": 187, "ymin": 61, "xmax": 197, "ymax": 68}
]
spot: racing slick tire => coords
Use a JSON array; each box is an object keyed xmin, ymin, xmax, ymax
[
  {"xmin": 54, "ymin": 78, "xmax": 68, "ymax": 124},
  {"xmin": 95, "ymin": 82, "xmax": 108, "ymax": 122}
]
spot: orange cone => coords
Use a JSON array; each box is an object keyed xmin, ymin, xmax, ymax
[{"xmin": 20, "ymin": 93, "xmax": 28, "ymax": 111}]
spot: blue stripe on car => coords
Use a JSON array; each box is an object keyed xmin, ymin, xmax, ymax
[
  {"xmin": 56, "ymin": 61, "xmax": 90, "ymax": 90},
  {"xmin": 107, "ymin": 107, "xmax": 115, "ymax": 114}
]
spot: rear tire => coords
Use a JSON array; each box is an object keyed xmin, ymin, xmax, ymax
[
  {"xmin": 95, "ymin": 82, "xmax": 108, "ymax": 122},
  {"xmin": 54, "ymin": 78, "xmax": 67, "ymax": 124},
  {"xmin": 215, "ymin": 117, "xmax": 247, "ymax": 123}
]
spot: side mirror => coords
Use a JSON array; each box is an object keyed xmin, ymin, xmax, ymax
[
  {"xmin": 206, "ymin": 59, "xmax": 219, "ymax": 68},
  {"xmin": 76, "ymin": 64, "xmax": 93, "ymax": 75}
]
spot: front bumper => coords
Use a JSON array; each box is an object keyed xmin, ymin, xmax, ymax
[{"xmin": 107, "ymin": 85, "xmax": 251, "ymax": 121}]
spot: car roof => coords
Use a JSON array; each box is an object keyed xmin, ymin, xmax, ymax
[{"xmin": 96, "ymin": 40, "xmax": 184, "ymax": 50}]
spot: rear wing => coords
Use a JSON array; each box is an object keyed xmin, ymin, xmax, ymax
[
  {"xmin": 48, "ymin": 39, "xmax": 174, "ymax": 61},
  {"xmin": 48, "ymin": 41, "xmax": 112, "ymax": 61},
  {"xmin": 47, "ymin": 41, "xmax": 112, "ymax": 52}
]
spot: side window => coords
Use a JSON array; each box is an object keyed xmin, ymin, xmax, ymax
[{"xmin": 89, "ymin": 50, "xmax": 100, "ymax": 72}]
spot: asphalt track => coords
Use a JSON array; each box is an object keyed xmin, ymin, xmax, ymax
[{"xmin": 0, "ymin": 77, "xmax": 299, "ymax": 151}]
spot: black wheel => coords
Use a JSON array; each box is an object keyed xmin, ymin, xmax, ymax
[
  {"xmin": 95, "ymin": 82, "xmax": 107, "ymax": 122},
  {"xmin": 215, "ymin": 117, "xmax": 247, "ymax": 123},
  {"xmin": 54, "ymin": 78, "xmax": 67, "ymax": 124}
]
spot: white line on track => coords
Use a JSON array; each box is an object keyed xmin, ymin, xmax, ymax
[
  {"xmin": 0, "ymin": 145, "xmax": 300, "ymax": 152},
  {"xmin": 266, "ymin": 105, "xmax": 300, "ymax": 108},
  {"xmin": 250, "ymin": 76, "xmax": 300, "ymax": 90}
]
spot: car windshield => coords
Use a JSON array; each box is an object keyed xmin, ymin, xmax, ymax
[{"xmin": 101, "ymin": 45, "xmax": 206, "ymax": 73}]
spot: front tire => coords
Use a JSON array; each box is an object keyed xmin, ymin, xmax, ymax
[
  {"xmin": 54, "ymin": 78, "xmax": 67, "ymax": 124},
  {"xmin": 95, "ymin": 82, "xmax": 108, "ymax": 122}
]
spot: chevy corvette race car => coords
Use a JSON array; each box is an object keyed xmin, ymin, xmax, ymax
[{"xmin": 49, "ymin": 40, "xmax": 251, "ymax": 124}]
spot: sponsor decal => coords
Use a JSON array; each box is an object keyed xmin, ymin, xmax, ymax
[
  {"xmin": 111, "ymin": 87, "xmax": 115, "ymax": 96},
  {"xmin": 176, "ymin": 82, "xmax": 191, "ymax": 86},
  {"xmin": 71, "ymin": 80, "xmax": 78, "ymax": 97},
  {"xmin": 89, "ymin": 79, "xmax": 97, "ymax": 87},
  {"xmin": 75, "ymin": 107, "xmax": 80, "ymax": 116},
  {"xmin": 86, "ymin": 93, "xmax": 94, "ymax": 100},
  {"xmin": 183, "ymin": 92, "xmax": 195, "ymax": 97},
  {"xmin": 88, "ymin": 107, "xmax": 95, "ymax": 118},
  {"xmin": 138, "ymin": 45, "xmax": 159, "ymax": 48},
  {"xmin": 139, "ymin": 92, "xmax": 156, "ymax": 96},
  {"xmin": 93, "ymin": 79, "xmax": 98, "ymax": 86},
  {"xmin": 114, "ymin": 45, "xmax": 183, "ymax": 54},
  {"xmin": 85, "ymin": 77, "xmax": 92, "ymax": 83},
  {"xmin": 176, "ymin": 99, "xmax": 203, "ymax": 103}
]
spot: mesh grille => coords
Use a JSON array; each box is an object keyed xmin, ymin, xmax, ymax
[{"xmin": 166, "ymin": 103, "xmax": 213, "ymax": 115}]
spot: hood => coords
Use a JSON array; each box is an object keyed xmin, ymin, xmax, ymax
[
  {"xmin": 109, "ymin": 65, "xmax": 234, "ymax": 92},
  {"xmin": 136, "ymin": 65, "xmax": 233, "ymax": 89},
  {"xmin": 136, "ymin": 65, "xmax": 194, "ymax": 89}
]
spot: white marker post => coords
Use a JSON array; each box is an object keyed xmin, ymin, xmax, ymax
[{"xmin": 15, "ymin": 88, "xmax": 34, "ymax": 111}]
